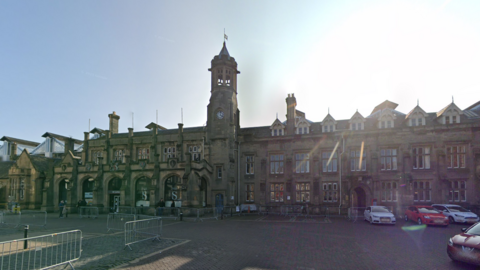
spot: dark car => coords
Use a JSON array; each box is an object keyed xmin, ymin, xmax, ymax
[{"xmin": 448, "ymin": 222, "xmax": 480, "ymax": 266}]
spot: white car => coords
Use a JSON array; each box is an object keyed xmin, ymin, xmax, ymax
[
  {"xmin": 364, "ymin": 206, "xmax": 396, "ymax": 225},
  {"xmin": 432, "ymin": 204, "xmax": 479, "ymax": 224}
]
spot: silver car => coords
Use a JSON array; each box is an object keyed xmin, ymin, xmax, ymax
[
  {"xmin": 364, "ymin": 206, "xmax": 396, "ymax": 225},
  {"xmin": 432, "ymin": 204, "xmax": 479, "ymax": 224}
]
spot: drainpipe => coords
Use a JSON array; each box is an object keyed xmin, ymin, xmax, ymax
[
  {"xmin": 339, "ymin": 135, "xmax": 345, "ymax": 215},
  {"xmin": 237, "ymin": 142, "xmax": 241, "ymax": 206}
]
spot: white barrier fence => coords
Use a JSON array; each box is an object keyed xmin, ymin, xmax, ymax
[
  {"xmin": 124, "ymin": 218, "xmax": 162, "ymax": 250},
  {"xmin": 0, "ymin": 211, "xmax": 47, "ymax": 228},
  {"xmin": 79, "ymin": 207, "xmax": 99, "ymax": 219},
  {"xmin": 348, "ymin": 207, "xmax": 367, "ymax": 222},
  {"xmin": 0, "ymin": 229, "xmax": 82, "ymax": 270}
]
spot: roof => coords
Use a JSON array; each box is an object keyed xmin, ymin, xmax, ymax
[
  {"xmin": 0, "ymin": 136, "xmax": 39, "ymax": 147},
  {"xmin": 218, "ymin": 42, "xmax": 230, "ymax": 59},
  {"xmin": 41, "ymin": 132, "xmax": 83, "ymax": 145},
  {"xmin": 371, "ymin": 100, "xmax": 399, "ymax": 115},
  {"xmin": 29, "ymin": 155, "xmax": 61, "ymax": 172},
  {"xmin": 90, "ymin": 128, "xmax": 105, "ymax": 134},
  {"xmin": 436, "ymin": 103, "xmax": 463, "ymax": 117},
  {"xmin": 0, "ymin": 161, "xmax": 15, "ymax": 178},
  {"xmin": 405, "ymin": 105, "xmax": 427, "ymax": 119}
]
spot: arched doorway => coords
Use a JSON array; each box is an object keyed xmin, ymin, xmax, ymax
[
  {"xmin": 107, "ymin": 178, "xmax": 122, "ymax": 212},
  {"xmin": 58, "ymin": 179, "xmax": 67, "ymax": 204},
  {"xmin": 164, "ymin": 175, "xmax": 180, "ymax": 207},
  {"xmin": 200, "ymin": 178, "xmax": 207, "ymax": 207},
  {"xmin": 135, "ymin": 177, "xmax": 150, "ymax": 207},
  {"xmin": 352, "ymin": 187, "xmax": 366, "ymax": 208},
  {"xmin": 82, "ymin": 178, "xmax": 95, "ymax": 205}
]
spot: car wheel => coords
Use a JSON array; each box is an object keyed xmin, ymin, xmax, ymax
[
  {"xmin": 369, "ymin": 217, "xmax": 373, "ymax": 224},
  {"xmin": 404, "ymin": 215, "xmax": 409, "ymax": 222},
  {"xmin": 449, "ymin": 216, "xmax": 455, "ymax": 224},
  {"xmin": 417, "ymin": 218, "xmax": 422, "ymax": 225}
]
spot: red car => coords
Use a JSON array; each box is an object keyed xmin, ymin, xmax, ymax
[
  {"xmin": 448, "ymin": 222, "xmax": 480, "ymax": 266},
  {"xmin": 404, "ymin": 205, "xmax": 449, "ymax": 226}
]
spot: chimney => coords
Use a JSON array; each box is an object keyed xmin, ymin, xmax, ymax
[
  {"xmin": 10, "ymin": 142, "xmax": 17, "ymax": 160},
  {"xmin": 108, "ymin": 111, "xmax": 120, "ymax": 134},
  {"xmin": 64, "ymin": 138, "xmax": 75, "ymax": 155},
  {"xmin": 286, "ymin": 93, "xmax": 297, "ymax": 135}
]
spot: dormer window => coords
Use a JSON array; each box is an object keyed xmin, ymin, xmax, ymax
[
  {"xmin": 323, "ymin": 125, "xmax": 335, "ymax": 133},
  {"xmin": 445, "ymin": 115, "xmax": 459, "ymax": 124},
  {"xmin": 350, "ymin": 122, "xmax": 364, "ymax": 131},
  {"xmin": 379, "ymin": 120, "xmax": 394, "ymax": 129},
  {"xmin": 296, "ymin": 127, "xmax": 309, "ymax": 134}
]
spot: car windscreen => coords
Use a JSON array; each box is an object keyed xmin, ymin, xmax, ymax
[
  {"xmin": 372, "ymin": 207, "xmax": 390, "ymax": 213},
  {"xmin": 448, "ymin": 206, "xmax": 469, "ymax": 212},
  {"xmin": 418, "ymin": 207, "xmax": 439, "ymax": 214},
  {"xmin": 466, "ymin": 223, "xmax": 480, "ymax": 235}
]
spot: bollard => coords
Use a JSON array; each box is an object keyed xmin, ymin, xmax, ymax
[
  {"xmin": 24, "ymin": 225, "xmax": 29, "ymax": 249},
  {"xmin": 180, "ymin": 211, "xmax": 183, "ymax": 221}
]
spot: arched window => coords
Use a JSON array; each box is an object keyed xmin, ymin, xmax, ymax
[
  {"xmin": 225, "ymin": 75, "xmax": 231, "ymax": 86},
  {"xmin": 217, "ymin": 75, "xmax": 223, "ymax": 85}
]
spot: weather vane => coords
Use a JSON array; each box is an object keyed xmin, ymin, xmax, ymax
[{"xmin": 224, "ymin": 28, "xmax": 228, "ymax": 42}]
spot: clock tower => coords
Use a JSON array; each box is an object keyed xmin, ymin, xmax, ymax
[
  {"xmin": 206, "ymin": 41, "xmax": 240, "ymax": 140},
  {"xmin": 206, "ymin": 41, "xmax": 240, "ymax": 205}
]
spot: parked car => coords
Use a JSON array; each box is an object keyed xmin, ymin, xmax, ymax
[
  {"xmin": 432, "ymin": 204, "xmax": 480, "ymax": 224},
  {"xmin": 447, "ymin": 222, "xmax": 480, "ymax": 266},
  {"xmin": 364, "ymin": 206, "xmax": 396, "ymax": 225},
  {"xmin": 404, "ymin": 205, "xmax": 448, "ymax": 226}
]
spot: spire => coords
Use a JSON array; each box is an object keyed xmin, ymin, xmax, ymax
[{"xmin": 218, "ymin": 42, "xmax": 230, "ymax": 59}]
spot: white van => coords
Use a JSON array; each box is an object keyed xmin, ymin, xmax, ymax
[{"xmin": 431, "ymin": 204, "xmax": 479, "ymax": 224}]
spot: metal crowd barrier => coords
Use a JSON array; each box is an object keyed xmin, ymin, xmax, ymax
[
  {"xmin": 79, "ymin": 207, "xmax": 99, "ymax": 219},
  {"xmin": 0, "ymin": 229, "xmax": 82, "ymax": 270},
  {"xmin": 239, "ymin": 204, "xmax": 261, "ymax": 216},
  {"xmin": 156, "ymin": 207, "xmax": 179, "ymax": 220},
  {"xmin": 134, "ymin": 207, "xmax": 156, "ymax": 216},
  {"xmin": 260, "ymin": 206, "xmax": 282, "ymax": 215},
  {"xmin": 18, "ymin": 211, "xmax": 47, "ymax": 227},
  {"xmin": 223, "ymin": 206, "xmax": 241, "ymax": 217},
  {"xmin": 0, "ymin": 211, "xmax": 47, "ymax": 228},
  {"xmin": 107, "ymin": 213, "xmax": 136, "ymax": 232},
  {"xmin": 117, "ymin": 206, "xmax": 136, "ymax": 215},
  {"xmin": 348, "ymin": 207, "xmax": 366, "ymax": 222},
  {"xmin": 199, "ymin": 207, "xmax": 218, "ymax": 222},
  {"xmin": 124, "ymin": 218, "xmax": 162, "ymax": 250}
]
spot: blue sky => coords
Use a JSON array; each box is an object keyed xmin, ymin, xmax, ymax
[{"xmin": 2, "ymin": 0, "xmax": 480, "ymax": 144}]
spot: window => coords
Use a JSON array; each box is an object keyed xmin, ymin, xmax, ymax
[
  {"xmin": 189, "ymin": 146, "xmax": 201, "ymax": 161},
  {"xmin": 412, "ymin": 147, "xmax": 430, "ymax": 169},
  {"xmin": 270, "ymin": 183, "xmax": 284, "ymax": 202},
  {"xmin": 270, "ymin": 154, "xmax": 284, "ymax": 174},
  {"xmin": 216, "ymin": 166, "xmax": 222, "ymax": 179},
  {"xmin": 449, "ymin": 180, "xmax": 466, "ymax": 202},
  {"xmin": 19, "ymin": 179, "xmax": 25, "ymax": 200},
  {"xmin": 296, "ymin": 183, "xmax": 310, "ymax": 202},
  {"xmin": 381, "ymin": 182, "xmax": 397, "ymax": 202},
  {"xmin": 225, "ymin": 75, "xmax": 231, "ymax": 86},
  {"xmin": 413, "ymin": 181, "xmax": 431, "ymax": 202},
  {"xmin": 323, "ymin": 125, "xmax": 334, "ymax": 132},
  {"xmin": 246, "ymin": 156, "xmax": 254, "ymax": 175},
  {"xmin": 114, "ymin": 149, "xmax": 125, "ymax": 163},
  {"xmin": 92, "ymin": 150, "xmax": 102, "ymax": 165},
  {"xmin": 137, "ymin": 148, "xmax": 149, "ymax": 160},
  {"xmin": 350, "ymin": 150, "xmax": 366, "ymax": 171},
  {"xmin": 163, "ymin": 147, "xmax": 176, "ymax": 161},
  {"xmin": 296, "ymin": 127, "xmax": 309, "ymax": 134},
  {"xmin": 446, "ymin": 145, "xmax": 466, "ymax": 168},
  {"xmin": 272, "ymin": 129, "xmax": 284, "ymax": 136},
  {"xmin": 351, "ymin": 123, "xmax": 356, "ymax": 130},
  {"xmin": 323, "ymin": 183, "xmax": 338, "ymax": 202},
  {"xmin": 380, "ymin": 149, "xmax": 397, "ymax": 171},
  {"xmin": 322, "ymin": 151, "xmax": 337, "ymax": 172},
  {"xmin": 295, "ymin": 153, "xmax": 310, "ymax": 173},
  {"xmin": 246, "ymin": 184, "xmax": 254, "ymax": 202}
]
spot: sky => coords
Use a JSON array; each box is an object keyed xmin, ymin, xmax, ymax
[{"xmin": 2, "ymin": 0, "xmax": 480, "ymax": 145}]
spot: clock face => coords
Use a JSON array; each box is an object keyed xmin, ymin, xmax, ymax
[{"xmin": 216, "ymin": 111, "xmax": 224, "ymax": 119}]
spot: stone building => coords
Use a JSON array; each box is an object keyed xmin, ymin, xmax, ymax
[{"xmin": 1, "ymin": 42, "xmax": 480, "ymax": 214}]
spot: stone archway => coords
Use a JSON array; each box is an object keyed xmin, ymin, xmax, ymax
[
  {"xmin": 58, "ymin": 179, "xmax": 68, "ymax": 204},
  {"xmin": 352, "ymin": 186, "xmax": 367, "ymax": 208}
]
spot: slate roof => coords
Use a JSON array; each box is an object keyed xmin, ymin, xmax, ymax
[
  {"xmin": 41, "ymin": 132, "xmax": 83, "ymax": 145},
  {"xmin": 0, "ymin": 136, "xmax": 39, "ymax": 147},
  {"xmin": 218, "ymin": 42, "xmax": 230, "ymax": 59},
  {"xmin": 0, "ymin": 161, "xmax": 15, "ymax": 179},
  {"xmin": 29, "ymin": 155, "xmax": 60, "ymax": 172}
]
